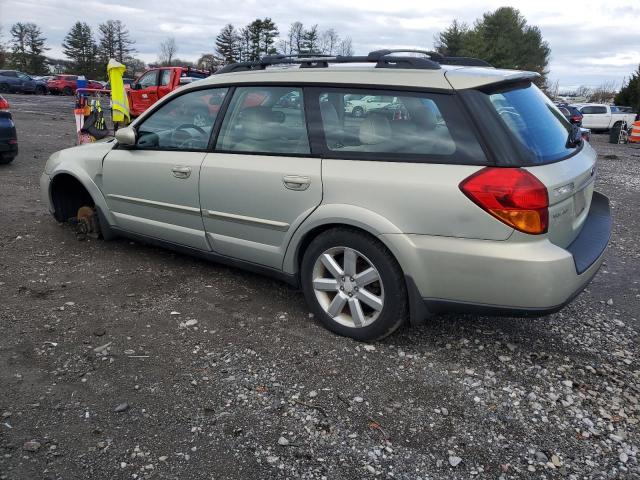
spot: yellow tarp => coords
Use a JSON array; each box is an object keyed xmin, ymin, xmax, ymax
[{"xmin": 107, "ymin": 59, "xmax": 130, "ymax": 124}]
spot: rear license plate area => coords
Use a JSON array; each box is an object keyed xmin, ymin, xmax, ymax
[{"xmin": 574, "ymin": 189, "xmax": 586, "ymax": 217}]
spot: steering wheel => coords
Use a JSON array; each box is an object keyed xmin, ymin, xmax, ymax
[{"xmin": 171, "ymin": 123, "xmax": 207, "ymax": 149}]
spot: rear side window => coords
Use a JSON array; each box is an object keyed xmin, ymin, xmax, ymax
[
  {"xmin": 216, "ymin": 86, "xmax": 310, "ymax": 155},
  {"xmin": 160, "ymin": 70, "xmax": 172, "ymax": 86},
  {"xmin": 485, "ymin": 83, "xmax": 575, "ymax": 164},
  {"xmin": 315, "ymin": 88, "xmax": 486, "ymax": 164},
  {"xmin": 581, "ymin": 106, "xmax": 607, "ymax": 114}
]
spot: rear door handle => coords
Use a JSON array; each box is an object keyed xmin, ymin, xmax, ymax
[
  {"xmin": 172, "ymin": 166, "xmax": 191, "ymax": 179},
  {"xmin": 283, "ymin": 175, "xmax": 311, "ymax": 191}
]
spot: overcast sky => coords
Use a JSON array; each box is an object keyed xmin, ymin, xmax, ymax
[{"xmin": 2, "ymin": 0, "xmax": 639, "ymax": 89}]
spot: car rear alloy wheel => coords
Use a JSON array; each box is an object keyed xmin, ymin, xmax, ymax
[
  {"xmin": 312, "ymin": 246, "xmax": 384, "ymax": 328},
  {"xmin": 301, "ymin": 228, "xmax": 407, "ymax": 341}
]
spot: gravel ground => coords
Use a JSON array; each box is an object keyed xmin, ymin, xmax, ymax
[{"xmin": 0, "ymin": 93, "xmax": 639, "ymax": 480}]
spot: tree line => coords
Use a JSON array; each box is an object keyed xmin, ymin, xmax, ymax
[
  {"xmin": 0, "ymin": 21, "xmax": 139, "ymax": 79},
  {"xmin": 213, "ymin": 19, "xmax": 353, "ymax": 65}
]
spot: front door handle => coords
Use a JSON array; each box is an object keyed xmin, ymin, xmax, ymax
[
  {"xmin": 172, "ymin": 166, "xmax": 191, "ymax": 179},
  {"xmin": 283, "ymin": 175, "xmax": 310, "ymax": 191}
]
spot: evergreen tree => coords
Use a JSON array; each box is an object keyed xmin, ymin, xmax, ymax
[
  {"xmin": 9, "ymin": 23, "xmax": 48, "ymax": 74},
  {"xmin": 434, "ymin": 8, "xmax": 550, "ymax": 82},
  {"xmin": 615, "ymin": 65, "xmax": 640, "ymax": 113},
  {"xmin": 434, "ymin": 20, "xmax": 469, "ymax": 56},
  {"xmin": 215, "ymin": 24, "xmax": 239, "ymax": 64},
  {"xmin": 301, "ymin": 25, "xmax": 320, "ymax": 54},
  {"xmin": 0, "ymin": 26, "xmax": 7, "ymax": 69},
  {"xmin": 259, "ymin": 18, "xmax": 279, "ymax": 56},
  {"xmin": 62, "ymin": 22, "xmax": 98, "ymax": 77},
  {"xmin": 9, "ymin": 23, "xmax": 30, "ymax": 72},
  {"xmin": 26, "ymin": 24, "xmax": 49, "ymax": 74}
]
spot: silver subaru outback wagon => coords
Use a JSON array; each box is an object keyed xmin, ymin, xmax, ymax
[{"xmin": 40, "ymin": 50, "xmax": 612, "ymax": 341}]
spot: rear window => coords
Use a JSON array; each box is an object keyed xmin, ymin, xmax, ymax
[{"xmin": 486, "ymin": 83, "xmax": 575, "ymax": 164}]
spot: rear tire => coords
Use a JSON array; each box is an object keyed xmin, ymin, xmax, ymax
[
  {"xmin": 0, "ymin": 155, "xmax": 15, "ymax": 165},
  {"xmin": 63, "ymin": 86, "xmax": 73, "ymax": 96},
  {"xmin": 35, "ymin": 85, "xmax": 46, "ymax": 95},
  {"xmin": 352, "ymin": 106, "xmax": 364, "ymax": 118},
  {"xmin": 0, "ymin": 83, "xmax": 9, "ymax": 93},
  {"xmin": 301, "ymin": 228, "xmax": 408, "ymax": 341}
]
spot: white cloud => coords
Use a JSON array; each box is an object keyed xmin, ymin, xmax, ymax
[{"xmin": 1, "ymin": 0, "xmax": 638, "ymax": 87}]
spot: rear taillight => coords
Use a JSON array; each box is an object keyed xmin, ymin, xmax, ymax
[
  {"xmin": 0, "ymin": 99, "xmax": 9, "ymax": 111},
  {"xmin": 571, "ymin": 115, "xmax": 581, "ymax": 122},
  {"xmin": 459, "ymin": 167, "xmax": 549, "ymax": 235}
]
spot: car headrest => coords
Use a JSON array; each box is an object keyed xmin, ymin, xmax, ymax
[
  {"xmin": 239, "ymin": 107, "xmax": 281, "ymax": 141},
  {"xmin": 359, "ymin": 115, "xmax": 391, "ymax": 145}
]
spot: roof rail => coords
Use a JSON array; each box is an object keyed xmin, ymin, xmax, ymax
[
  {"xmin": 368, "ymin": 49, "xmax": 493, "ymax": 67},
  {"xmin": 214, "ymin": 49, "xmax": 491, "ymax": 74}
]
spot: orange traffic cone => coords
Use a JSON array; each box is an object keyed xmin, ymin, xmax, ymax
[{"xmin": 630, "ymin": 121, "xmax": 640, "ymax": 143}]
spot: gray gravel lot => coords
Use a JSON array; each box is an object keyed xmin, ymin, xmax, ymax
[{"xmin": 0, "ymin": 93, "xmax": 639, "ymax": 480}]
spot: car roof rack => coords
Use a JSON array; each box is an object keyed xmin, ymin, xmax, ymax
[{"xmin": 215, "ymin": 49, "xmax": 492, "ymax": 74}]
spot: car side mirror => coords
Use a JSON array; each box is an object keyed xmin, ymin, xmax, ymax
[
  {"xmin": 133, "ymin": 83, "xmax": 142, "ymax": 90},
  {"xmin": 115, "ymin": 126, "xmax": 136, "ymax": 146}
]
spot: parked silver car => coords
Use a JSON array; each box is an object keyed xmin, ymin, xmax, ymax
[{"xmin": 40, "ymin": 50, "xmax": 612, "ymax": 341}]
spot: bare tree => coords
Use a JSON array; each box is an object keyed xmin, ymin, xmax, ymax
[
  {"xmin": 159, "ymin": 37, "xmax": 177, "ymax": 66},
  {"xmin": 574, "ymin": 85, "xmax": 592, "ymax": 102},
  {"xmin": 589, "ymin": 81, "xmax": 617, "ymax": 104},
  {"xmin": 288, "ymin": 22, "xmax": 304, "ymax": 54},
  {"xmin": 336, "ymin": 37, "xmax": 353, "ymax": 56},
  {"xmin": 319, "ymin": 28, "xmax": 340, "ymax": 55}
]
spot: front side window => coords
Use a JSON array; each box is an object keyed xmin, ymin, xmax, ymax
[
  {"xmin": 17, "ymin": 72, "xmax": 31, "ymax": 80},
  {"xmin": 137, "ymin": 71, "xmax": 158, "ymax": 89},
  {"xmin": 318, "ymin": 89, "xmax": 473, "ymax": 160},
  {"xmin": 135, "ymin": 88, "xmax": 228, "ymax": 150},
  {"xmin": 216, "ymin": 86, "xmax": 310, "ymax": 155}
]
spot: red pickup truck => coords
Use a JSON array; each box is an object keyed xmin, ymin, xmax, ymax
[{"xmin": 127, "ymin": 66, "xmax": 210, "ymax": 117}]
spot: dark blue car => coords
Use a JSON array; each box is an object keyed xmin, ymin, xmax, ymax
[
  {"xmin": 0, "ymin": 70, "xmax": 48, "ymax": 95},
  {"xmin": 0, "ymin": 95, "xmax": 17, "ymax": 164}
]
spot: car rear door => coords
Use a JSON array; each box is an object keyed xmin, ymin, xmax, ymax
[{"xmin": 199, "ymin": 85, "xmax": 322, "ymax": 269}]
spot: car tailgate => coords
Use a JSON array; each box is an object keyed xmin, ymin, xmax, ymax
[{"xmin": 525, "ymin": 143, "xmax": 598, "ymax": 249}]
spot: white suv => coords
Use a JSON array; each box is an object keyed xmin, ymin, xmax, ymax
[{"xmin": 41, "ymin": 50, "xmax": 612, "ymax": 341}]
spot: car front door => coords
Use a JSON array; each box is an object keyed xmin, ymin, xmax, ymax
[
  {"xmin": 131, "ymin": 70, "xmax": 159, "ymax": 116},
  {"xmin": 102, "ymin": 87, "xmax": 229, "ymax": 250},
  {"xmin": 16, "ymin": 72, "xmax": 35, "ymax": 92},
  {"xmin": 199, "ymin": 85, "xmax": 322, "ymax": 269}
]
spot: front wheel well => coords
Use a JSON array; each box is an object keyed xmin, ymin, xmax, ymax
[{"xmin": 50, "ymin": 174, "xmax": 94, "ymax": 223}]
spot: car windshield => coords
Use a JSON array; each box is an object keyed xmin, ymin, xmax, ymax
[{"xmin": 487, "ymin": 83, "xmax": 575, "ymax": 164}]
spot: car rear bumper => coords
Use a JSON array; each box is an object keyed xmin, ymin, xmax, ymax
[
  {"xmin": 383, "ymin": 192, "xmax": 612, "ymax": 322},
  {"xmin": 0, "ymin": 140, "xmax": 18, "ymax": 157}
]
